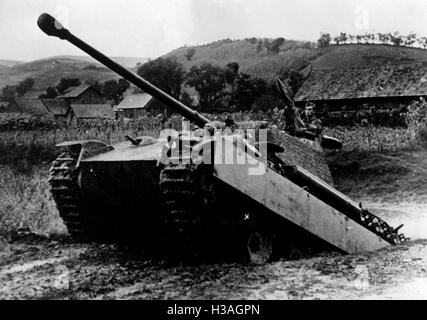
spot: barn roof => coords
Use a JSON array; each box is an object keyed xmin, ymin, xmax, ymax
[
  {"xmin": 70, "ymin": 104, "xmax": 114, "ymax": 119},
  {"xmin": 13, "ymin": 98, "xmax": 53, "ymax": 116},
  {"xmin": 294, "ymin": 63, "xmax": 427, "ymax": 102},
  {"xmin": 57, "ymin": 84, "xmax": 103, "ymax": 99},
  {"xmin": 42, "ymin": 98, "xmax": 69, "ymax": 116},
  {"xmin": 113, "ymin": 93, "xmax": 153, "ymax": 111},
  {"xmin": 22, "ymin": 90, "xmax": 47, "ymax": 99}
]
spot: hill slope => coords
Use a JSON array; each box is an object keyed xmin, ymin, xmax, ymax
[
  {"xmin": 164, "ymin": 38, "xmax": 319, "ymax": 80},
  {"xmin": 0, "ymin": 57, "xmax": 120, "ymax": 90},
  {"xmin": 0, "ymin": 59, "xmax": 24, "ymax": 68},
  {"xmin": 53, "ymin": 55, "xmax": 148, "ymax": 69},
  {"xmin": 0, "ymin": 55, "xmax": 147, "ymax": 91}
]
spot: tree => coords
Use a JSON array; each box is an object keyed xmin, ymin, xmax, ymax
[
  {"xmin": 1, "ymin": 85, "xmax": 16, "ymax": 99},
  {"xmin": 230, "ymin": 75, "xmax": 268, "ymax": 111},
  {"xmin": 270, "ymin": 37, "xmax": 285, "ymax": 54},
  {"xmin": 137, "ymin": 57, "xmax": 184, "ymax": 99},
  {"xmin": 404, "ymin": 32, "xmax": 417, "ymax": 47},
  {"xmin": 224, "ymin": 62, "xmax": 240, "ymax": 85},
  {"xmin": 390, "ymin": 32, "xmax": 403, "ymax": 46},
  {"xmin": 339, "ymin": 32, "xmax": 348, "ymax": 44},
  {"xmin": 185, "ymin": 63, "xmax": 227, "ymax": 112},
  {"xmin": 85, "ymin": 79, "xmax": 103, "ymax": 93},
  {"xmin": 333, "ymin": 35, "xmax": 341, "ymax": 45},
  {"xmin": 184, "ymin": 48, "xmax": 196, "ymax": 61},
  {"xmin": 263, "ymin": 39, "xmax": 271, "ymax": 53},
  {"xmin": 39, "ymin": 86, "xmax": 58, "ymax": 99},
  {"xmin": 101, "ymin": 78, "xmax": 130, "ymax": 103},
  {"xmin": 317, "ymin": 32, "xmax": 331, "ymax": 48},
  {"xmin": 56, "ymin": 78, "xmax": 81, "ymax": 95},
  {"xmin": 180, "ymin": 91, "xmax": 194, "ymax": 107},
  {"xmin": 15, "ymin": 78, "xmax": 35, "ymax": 97},
  {"xmin": 256, "ymin": 39, "xmax": 263, "ymax": 53}
]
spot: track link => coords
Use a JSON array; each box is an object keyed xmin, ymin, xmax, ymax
[
  {"xmin": 159, "ymin": 163, "xmax": 214, "ymax": 234},
  {"xmin": 48, "ymin": 152, "xmax": 89, "ymax": 240}
]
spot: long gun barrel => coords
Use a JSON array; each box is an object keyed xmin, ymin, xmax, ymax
[{"xmin": 37, "ymin": 13, "xmax": 210, "ymax": 128}]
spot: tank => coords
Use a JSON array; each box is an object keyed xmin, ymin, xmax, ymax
[{"xmin": 38, "ymin": 13, "xmax": 407, "ymax": 263}]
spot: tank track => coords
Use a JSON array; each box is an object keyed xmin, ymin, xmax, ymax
[
  {"xmin": 359, "ymin": 210, "xmax": 408, "ymax": 244},
  {"xmin": 48, "ymin": 151, "xmax": 89, "ymax": 240},
  {"xmin": 159, "ymin": 163, "xmax": 214, "ymax": 234}
]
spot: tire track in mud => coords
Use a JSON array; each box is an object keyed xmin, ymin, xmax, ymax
[{"xmin": 1, "ymin": 235, "xmax": 427, "ymax": 300}]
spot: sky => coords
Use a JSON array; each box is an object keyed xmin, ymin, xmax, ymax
[{"xmin": 1, "ymin": 0, "xmax": 427, "ymax": 62}]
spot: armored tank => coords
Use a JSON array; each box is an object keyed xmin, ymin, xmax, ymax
[{"xmin": 38, "ymin": 13, "xmax": 407, "ymax": 263}]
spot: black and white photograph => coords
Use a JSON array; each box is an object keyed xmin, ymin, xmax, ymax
[{"xmin": 1, "ymin": 0, "xmax": 427, "ymax": 304}]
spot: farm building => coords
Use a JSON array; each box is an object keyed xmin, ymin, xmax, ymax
[
  {"xmin": 113, "ymin": 93, "xmax": 166, "ymax": 118},
  {"xmin": 56, "ymin": 84, "xmax": 105, "ymax": 104},
  {"xmin": 69, "ymin": 104, "xmax": 114, "ymax": 120},
  {"xmin": 42, "ymin": 98, "xmax": 70, "ymax": 119},
  {"xmin": 22, "ymin": 90, "xmax": 48, "ymax": 99},
  {"xmin": 3, "ymin": 98, "xmax": 54, "ymax": 118},
  {"xmin": 294, "ymin": 63, "xmax": 427, "ymax": 110},
  {"xmin": 291, "ymin": 45, "xmax": 427, "ymax": 126}
]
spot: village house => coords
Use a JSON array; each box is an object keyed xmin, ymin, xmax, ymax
[
  {"xmin": 56, "ymin": 84, "xmax": 105, "ymax": 104},
  {"xmin": 69, "ymin": 104, "xmax": 114, "ymax": 121},
  {"xmin": 113, "ymin": 93, "xmax": 166, "ymax": 118},
  {"xmin": 41, "ymin": 98, "xmax": 70, "ymax": 119},
  {"xmin": 294, "ymin": 63, "xmax": 427, "ymax": 126},
  {"xmin": 3, "ymin": 98, "xmax": 54, "ymax": 118}
]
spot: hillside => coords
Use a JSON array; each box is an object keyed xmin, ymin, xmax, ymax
[
  {"xmin": 0, "ymin": 57, "xmax": 119, "ymax": 91},
  {"xmin": 163, "ymin": 41, "xmax": 427, "ymax": 84},
  {"xmin": 53, "ymin": 55, "xmax": 148, "ymax": 69},
  {"xmin": 164, "ymin": 38, "xmax": 320, "ymax": 81},
  {"xmin": 3, "ymin": 42, "xmax": 427, "ymax": 94},
  {"xmin": 0, "ymin": 55, "xmax": 147, "ymax": 92},
  {"xmin": 0, "ymin": 59, "xmax": 24, "ymax": 68}
]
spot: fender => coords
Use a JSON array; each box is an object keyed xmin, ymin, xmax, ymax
[{"xmin": 55, "ymin": 140, "xmax": 114, "ymax": 166}]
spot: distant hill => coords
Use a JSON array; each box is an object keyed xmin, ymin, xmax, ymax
[
  {"xmin": 0, "ymin": 57, "xmax": 118, "ymax": 91},
  {"xmin": 53, "ymin": 55, "xmax": 148, "ymax": 69},
  {"xmin": 3, "ymin": 41, "xmax": 427, "ymax": 96},
  {"xmin": 0, "ymin": 59, "xmax": 24, "ymax": 68},
  {"xmin": 163, "ymin": 38, "xmax": 320, "ymax": 81}
]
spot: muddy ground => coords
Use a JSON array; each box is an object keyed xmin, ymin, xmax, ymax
[
  {"xmin": 1, "ymin": 234, "xmax": 427, "ymax": 300},
  {"xmin": 1, "ymin": 150, "xmax": 427, "ymax": 300}
]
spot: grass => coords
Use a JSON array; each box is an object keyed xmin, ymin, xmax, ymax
[{"xmin": 0, "ymin": 165, "xmax": 66, "ymax": 235}]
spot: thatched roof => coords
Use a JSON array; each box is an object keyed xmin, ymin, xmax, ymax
[
  {"xmin": 113, "ymin": 93, "xmax": 153, "ymax": 111},
  {"xmin": 294, "ymin": 63, "xmax": 427, "ymax": 102},
  {"xmin": 57, "ymin": 84, "xmax": 103, "ymax": 99},
  {"xmin": 42, "ymin": 98, "xmax": 69, "ymax": 116},
  {"xmin": 70, "ymin": 104, "xmax": 114, "ymax": 119},
  {"xmin": 13, "ymin": 98, "xmax": 53, "ymax": 116}
]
